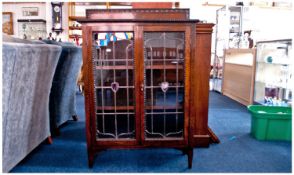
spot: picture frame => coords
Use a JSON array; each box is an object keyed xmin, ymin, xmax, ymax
[
  {"xmin": 22, "ymin": 7, "xmax": 39, "ymax": 16},
  {"xmin": 2, "ymin": 12, "xmax": 13, "ymax": 35}
]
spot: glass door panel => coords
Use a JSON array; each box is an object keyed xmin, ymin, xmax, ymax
[
  {"xmin": 92, "ymin": 32, "xmax": 135, "ymax": 139},
  {"xmin": 144, "ymin": 32, "xmax": 185, "ymax": 139}
]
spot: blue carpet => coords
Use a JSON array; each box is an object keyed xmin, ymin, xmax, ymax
[{"xmin": 10, "ymin": 91, "xmax": 291, "ymax": 172}]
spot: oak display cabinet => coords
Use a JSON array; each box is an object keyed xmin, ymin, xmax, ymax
[{"xmin": 78, "ymin": 9, "xmax": 217, "ymax": 168}]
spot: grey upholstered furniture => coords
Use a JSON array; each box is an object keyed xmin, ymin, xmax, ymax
[
  {"xmin": 43, "ymin": 40, "xmax": 83, "ymax": 135},
  {"xmin": 2, "ymin": 35, "xmax": 61, "ymax": 172}
]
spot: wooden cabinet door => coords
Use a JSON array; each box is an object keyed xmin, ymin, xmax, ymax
[
  {"xmin": 139, "ymin": 25, "xmax": 191, "ymax": 146},
  {"xmin": 85, "ymin": 25, "xmax": 141, "ymax": 146}
]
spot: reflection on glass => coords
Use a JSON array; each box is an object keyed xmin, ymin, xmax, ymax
[
  {"xmin": 144, "ymin": 32, "xmax": 185, "ymax": 139},
  {"xmin": 93, "ymin": 32, "xmax": 135, "ymax": 139}
]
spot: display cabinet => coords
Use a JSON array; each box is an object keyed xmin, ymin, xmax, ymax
[
  {"xmin": 78, "ymin": 9, "xmax": 216, "ymax": 169},
  {"xmin": 212, "ymin": 6, "xmax": 244, "ymax": 92},
  {"xmin": 253, "ymin": 39, "xmax": 292, "ymax": 106}
]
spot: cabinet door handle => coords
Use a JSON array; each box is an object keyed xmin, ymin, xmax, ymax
[{"xmin": 140, "ymin": 83, "xmax": 144, "ymax": 92}]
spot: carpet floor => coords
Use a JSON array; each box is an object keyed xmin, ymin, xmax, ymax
[{"xmin": 10, "ymin": 91, "xmax": 291, "ymax": 173}]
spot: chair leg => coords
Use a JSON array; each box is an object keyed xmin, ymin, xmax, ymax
[
  {"xmin": 72, "ymin": 115, "xmax": 79, "ymax": 121},
  {"xmin": 54, "ymin": 127, "xmax": 61, "ymax": 136},
  {"xmin": 46, "ymin": 136, "xmax": 53, "ymax": 144}
]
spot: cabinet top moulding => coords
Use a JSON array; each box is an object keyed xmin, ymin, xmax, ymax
[
  {"xmin": 86, "ymin": 8, "xmax": 190, "ymax": 20},
  {"xmin": 69, "ymin": 16, "xmax": 86, "ymax": 21},
  {"xmin": 77, "ymin": 19, "xmax": 200, "ymax": 23},
  {"xmin": 17, "ymin": 19, "xmax": 46, "ymax": 23}
]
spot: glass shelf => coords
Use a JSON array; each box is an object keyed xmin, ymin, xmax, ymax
[{"xmin": 253, "ymin": 39, "xmax": 292, "ymax": 107}]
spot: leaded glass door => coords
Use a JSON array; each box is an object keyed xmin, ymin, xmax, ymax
[
  {"xmin": 92, "ymin": 31, "xmax": 137, "ymax": 143},
  {"xmin": 142, "ymin": 26, "xmax": 190, "ymax": 144}
]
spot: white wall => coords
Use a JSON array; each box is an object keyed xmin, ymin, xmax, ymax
[
  {"xmin": 3, "ymin": 2, "xmax": 46, "ymax": 37},
  {"xmin": 244, "ymin": 7, "xmax": 292, "ymax": 41},
  {"xmin": 3, "ymin": 2, "xmax": 69, "ymax": 41},
  {"xmin": 180, "ymin": 0, "xmax": 292, "ymax": 64}
]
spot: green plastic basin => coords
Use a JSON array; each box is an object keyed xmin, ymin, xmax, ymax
[{"xmin": 247, "ymin": 105, "xmax": 292, "ymax": 141}]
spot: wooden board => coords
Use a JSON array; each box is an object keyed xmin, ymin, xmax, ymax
[{"xmin": 222, "ymin": 49, "xmax": 256, "ymax": 106}]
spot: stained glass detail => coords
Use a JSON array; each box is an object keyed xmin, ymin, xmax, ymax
[
  {"xmin": 144, "ymin": 32, "xmax": 185, "ymax": 139},
  {"xmin": 111, "ymin": 82, "xmax": 120, "ymax": 93},
  {"xmin": 92, "ymin": 32, "xmax": 135, "ymax": 140}
]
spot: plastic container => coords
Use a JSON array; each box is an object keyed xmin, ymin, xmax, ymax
[{"xmin": 247, "ymin": 105, "xmax": 292, "ymax": 141}]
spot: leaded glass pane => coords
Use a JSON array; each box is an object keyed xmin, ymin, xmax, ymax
[
  {"xmin": 93, "ymin": 32, "xmax": 135, "ymax": 140},
  {"xmin": 144, "ymin": 32, "xmax": 185, "ymax": 139}
]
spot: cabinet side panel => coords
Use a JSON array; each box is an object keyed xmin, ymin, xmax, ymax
[
  {"xmin": 191, "ymin": 24, "xmax": 214, "ymax": 147},
  {"xmin": 82, "ymin": 26, "xmax": 95, "ymax": 153}
]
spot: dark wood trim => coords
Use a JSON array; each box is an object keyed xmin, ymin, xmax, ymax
[
  {"xmin": 86, "ymin": 8, "xmax": 190, "ymax": 20},
  {"xmin": 82, "ymin": 25, "xmax": 95, "ymax": 163},
  {"xmin": 95, "ymin": 65, "xmax": 184, "ymax": 70},
  {"xmin": 135, "ymin": 25, "xmax": 144, "ymax": 145},
  {"xmin": 192, "ymin": 135, "xmax": 210, "ymax": 147},
  {"xmin": 69, "ymin": 26, "xmax": 82, "ymax": 30},
  {"xmin": 74, "ymin": 2, "xmax": 132, "ymax": 6},
  {"xmin": 96, "ymin": 105, "xmax": 183, "ymax": 111},
  {"xmin": 17, "ymin": 19, "xmax": 46, "ymax": 23},
  {"xmin": 78, "ymin": 19, "xmax": 200, "ymax": 23},
  {"xmin": 196, "ymin": 23, "xmax": 214, "ymax": 34},
  {"xmin": 69, "ymin": 34, "xmax": 82, "ymax": 39},
  {"xmin": 183, "ymin": 26, "xmax": 191, "ymax": 146},
  {"xmin": 69, "ymin": 16, "xmax": 86, "ymax": 21},
  {"xmin": 189, "ymin": 23, "xmax": 197, "ymax": 147},
  {"xmin": 136, "ymin": 25, "xmax": 145, "ymax": 145}
]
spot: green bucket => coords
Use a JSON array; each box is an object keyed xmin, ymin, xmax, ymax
[{"xmin": 247, "ymin": 105, "xmax": 292, "ymax": 141}]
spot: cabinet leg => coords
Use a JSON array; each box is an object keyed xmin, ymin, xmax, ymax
[
  {"xmin": 187, "ymin": 147, "xmax": 193, "ymax": 169},
  {"xmin": 72, "ymin": 115, "xmax": 79, "ymax": 121},
  {"xmin": 88, "ymin": 151, "xmax": 94, "ymax": 168}
]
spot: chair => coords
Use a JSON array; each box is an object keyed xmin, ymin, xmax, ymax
[
  {"xmin": 43, "ymin": 40, "xmax": 83, "ymax": 135},
  {"xmin": 2, "ymin": 35, "xmax": 61, "ymax": 172}
]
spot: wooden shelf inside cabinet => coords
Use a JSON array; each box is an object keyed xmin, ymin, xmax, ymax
[
  {"xmin": 96, "ymin": 105, "xmax": 183, "ymax": 110},
  {"xmin": 95, "ymin": 65, "xmax": 183, "ymax": 70}
]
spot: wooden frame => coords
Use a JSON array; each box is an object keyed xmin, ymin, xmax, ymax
[
  {"xmin": 22, "ymin": 7, "xmax": 38, "ymax": 16},
  {"xmin": 2, "ymin": 12, "xmax": 13, "ymax": 35},
  {"xmin": 79, "ymin": 9, "xmax": 216, "ymax": 169}
]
